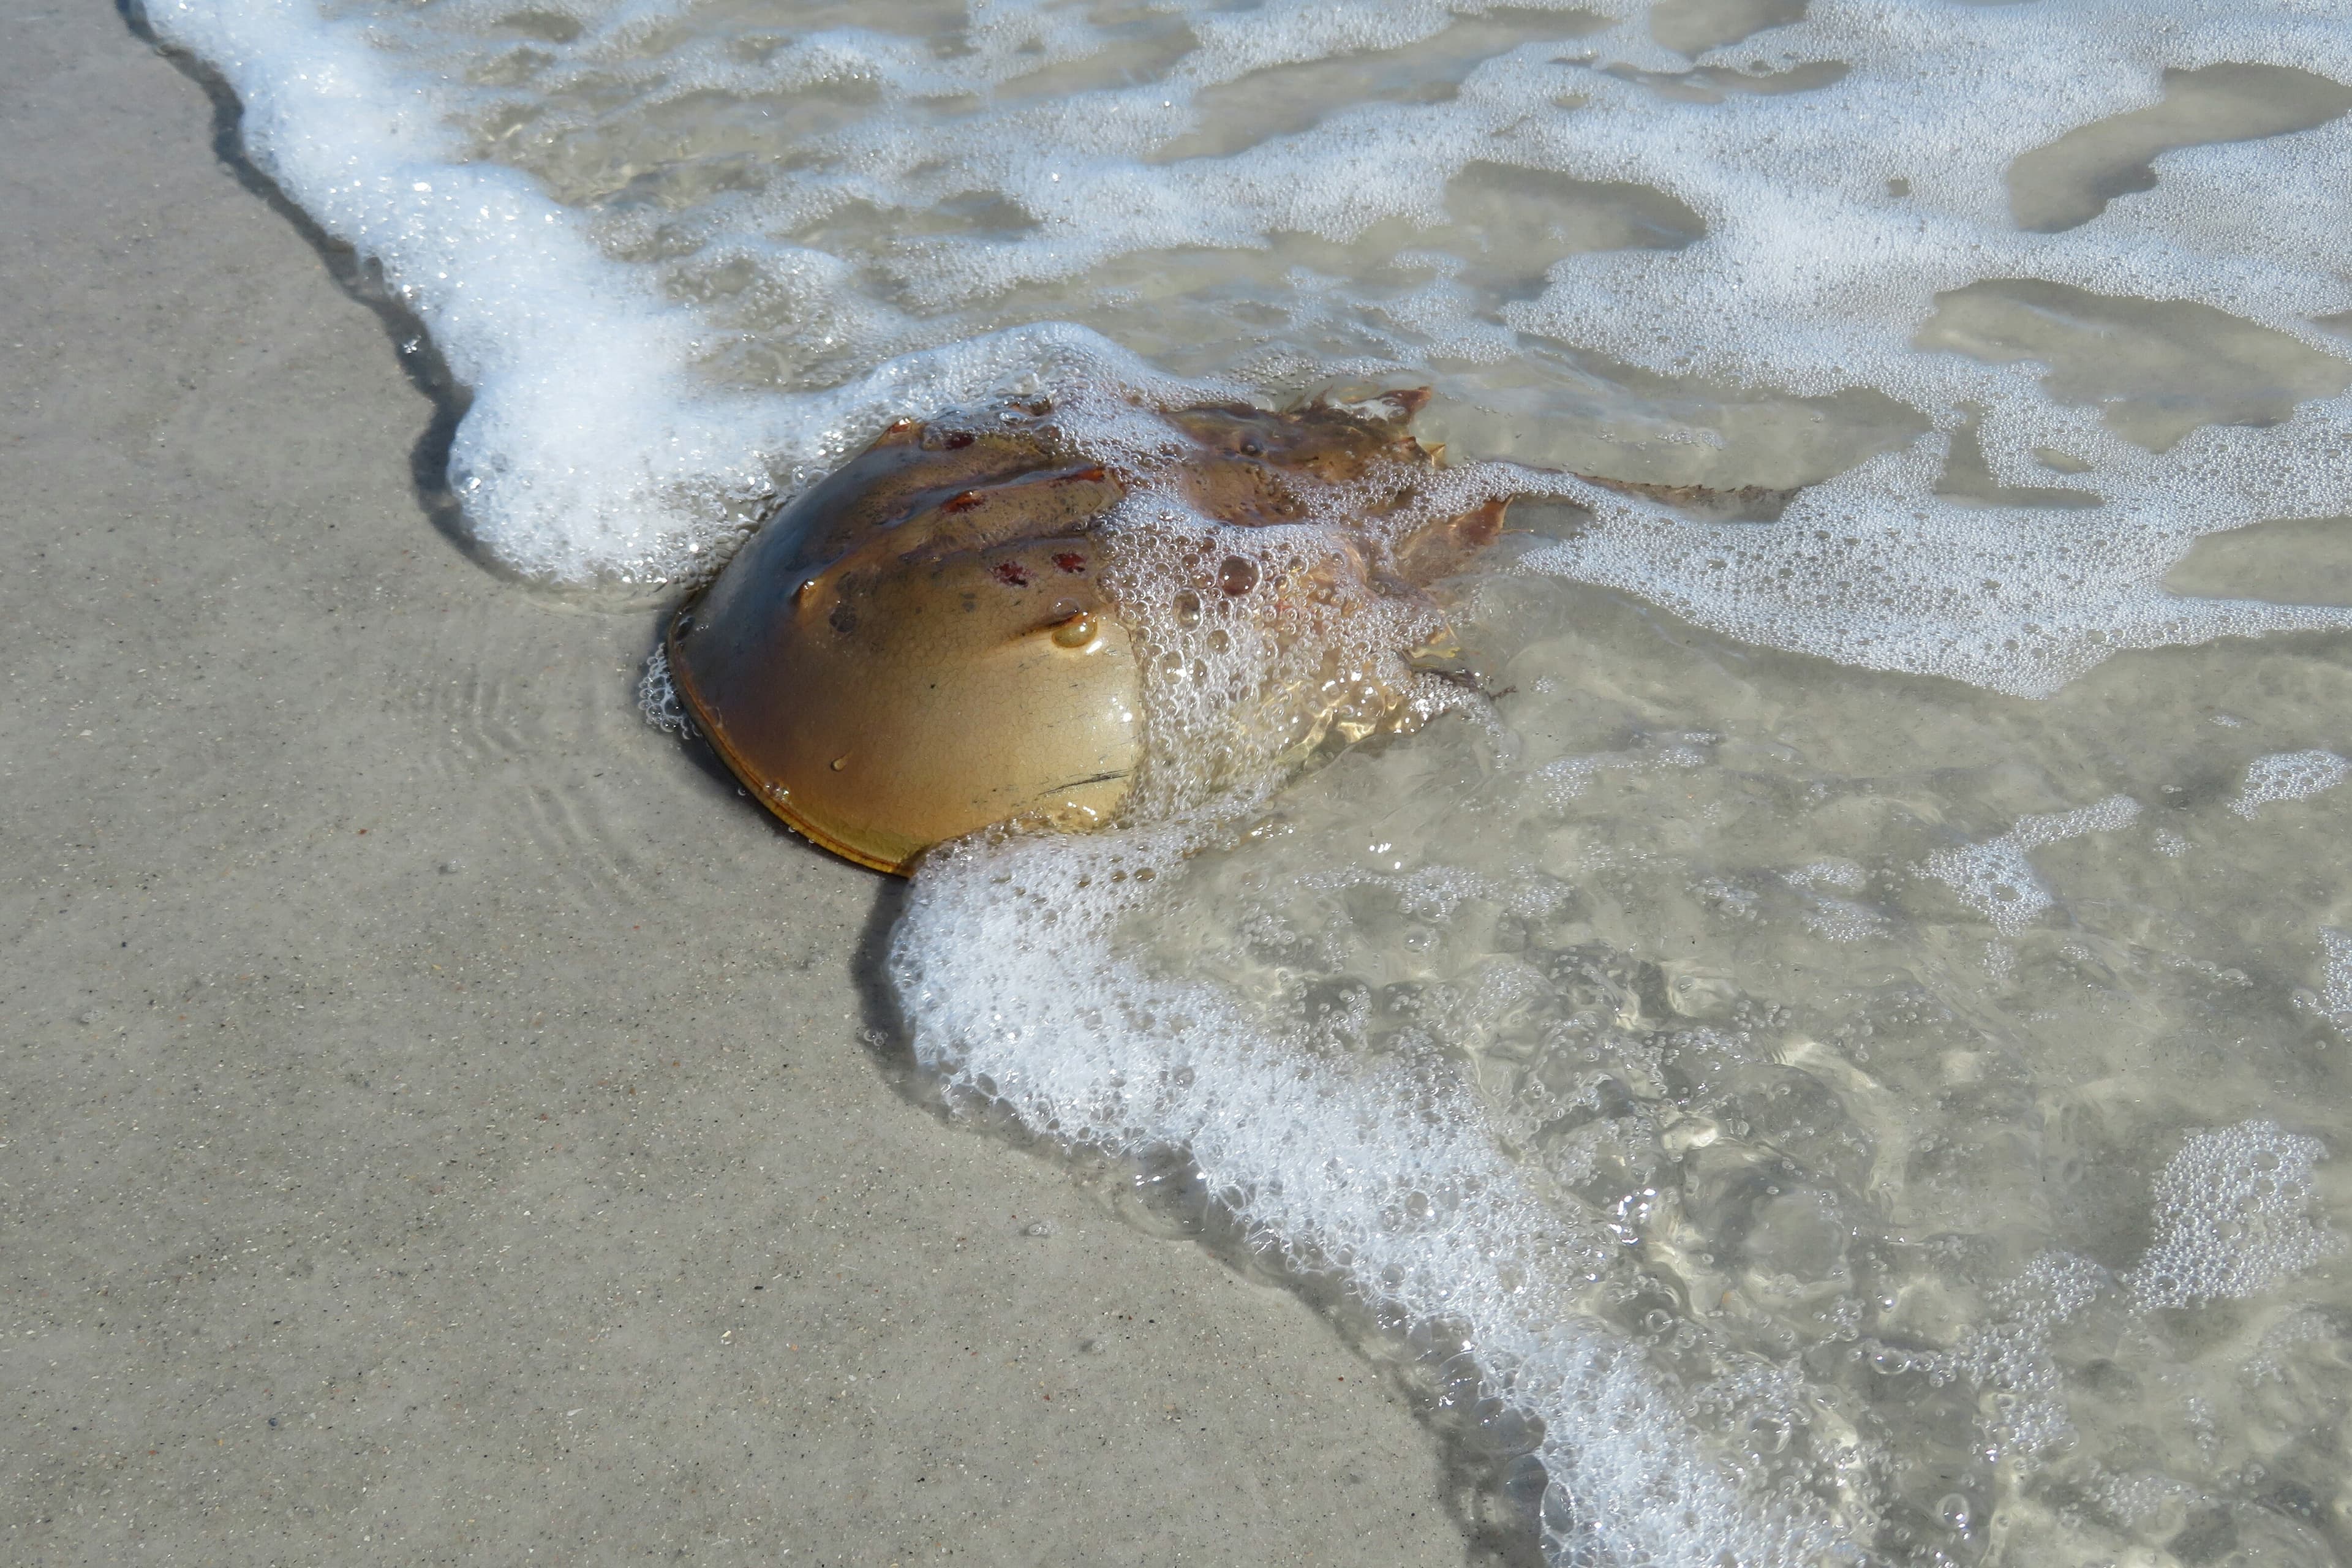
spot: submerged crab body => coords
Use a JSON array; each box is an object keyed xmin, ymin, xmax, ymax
[{"xmin": 666, "ymin": 393, "xmax": 1504, "ymax": 874}]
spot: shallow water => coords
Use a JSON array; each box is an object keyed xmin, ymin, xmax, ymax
[{"xmin": 148, "ymin": 0, "xmax": 2352, "ymax": 1561}]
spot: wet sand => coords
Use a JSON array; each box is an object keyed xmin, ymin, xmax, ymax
[{"xmin": 0, "ymin": 9, "xmax": 1488, "ymax": 1562}]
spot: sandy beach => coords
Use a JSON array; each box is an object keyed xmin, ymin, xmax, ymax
[{"xmin": 0, "ymin": 8, "xmax": 1494, "ymax": 1562}]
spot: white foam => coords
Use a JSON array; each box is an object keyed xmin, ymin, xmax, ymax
[
  {"xmin": 147, "ymin": 0, "xmax": 754, "ymax": 581},
  {"xmin": 1785, "ymin": 860, "xmax": 1866, "ymax": 893},
  {"xmin": 1909, "ymin": 1249, "xmax": 2111, "ymax": 1462},
  {"xmin": 1535, "ymin": 734, "xmax": 1711, "ymax": 805},
  {"xmin": 1920, "ymin": 794, "xmax": 2141, "ymax": 935},
  {"xmin": 158, "ymin": 0, "xmax": 2352, "ymax": 689},
  {"xmin": 145, "ymin": 0, "xmax": 1213, "ymax": 584},
  {"xmin": 889, "ymin": 817, "xmax": 1846, "ymax": 1568},
  {"xmin": 635, "ymin": 643, "xmax": 689, "ymax": 737},
  {"xmin": 1296, "ymin": 864, "xmax": 1572, "ymax": 922},
  {"xmin": 2126, "ymin": 1121, "xmax": 2340, "ymax": 1311},
  {"xmin": 1515, "ymin": 447, "xmax": 2352, "ymax": 698},
  {"xmin": 1870, "ymin": 1121, "xmax": 2334, "ymax": 1472},
  {"xmin": 1800, "ymin": 898, "xmax": 1885, "ymax": 945},
  {"xmin": 897, "ymin": 797, "xmax": 2347, "ymax": 1561},
  {"xmin": 2228, "ymin": 748, "xmax": 2350, "ymax": 818},
  {"xmin": 1493, "ymin": 1, "xmax": 2352, "ymax": 692},
  {"xmin": 2297, "ymin": 927, "xmax": 2352, "ymax": 1035},
  {"xmin": 657, "ymin": 0, "xmax": 2352, "ymax": 692}
]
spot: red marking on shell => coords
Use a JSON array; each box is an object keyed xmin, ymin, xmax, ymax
[
  {"xmin": 1065, "ymin": 466, "xmax": 1108, "ymax": 484},
  {"xmin": 1052, "ymin": 552, "xmax": 1087, "ymax": 573},
  {"xmin": 943, "ymin": 431, "xmax": 976, "ymax": 449},
  {"xmin": 993, "ymin": 561, "xmax": 1031, "ymax": 587},
  {"xmin": 944, "ymin": 491, "xmax": 986, "ymax": 513}
]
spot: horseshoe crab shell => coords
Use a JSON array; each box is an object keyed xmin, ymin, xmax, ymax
[{"xmin": 665, "ymin": 392, "xmax": 1504, "ymax": 874}]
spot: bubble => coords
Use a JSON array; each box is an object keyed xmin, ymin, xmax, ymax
[
  {"xmin": 2228, "ymin": 749, "xmax": 2350, "ymax": 818},
  {"xmin": 635, "ymin": 644, "xmax": 691, "ymax": 736},
  {"xmin": 1920, "ymin": 794, "xmax": 2139, "ymax": 935},
  {"xmin": 2299, "ymin": 927, "xmax": 2352, "ymax": 1035},
  {"xmin": 891, "ymin": 816, "xmax": 1850, "ymax": 1568},
  {"xmin": 2125, "ymin": 1121, "xmax": 2340, "ymax": 1312}
]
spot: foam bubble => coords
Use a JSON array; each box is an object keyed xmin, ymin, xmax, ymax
[
  {"xmin": 2228, "ymin": 748, "xmax": 2350, "ymax": 818},
  {"xmin": 1536, "ymin": 734, "xmax": 1711, "ymax": 805},
  {"xmin": 147, "ymin": 0, "xmax": 756, "ymax": 581},
  {"xmin": 635, "ymin": 643, "xmax": 690, "ymax": 737},
  {"xmin": 1785, "ymin": 860, "xmax": 1866, "ymax": 892},
  {"xmin": 2297, "ymin": 927, "xmax": 2352, "ymax": 1035},
  {"xmin": 159, "ymin": 0, "xmax": 2352, "ymax": 694},
  {"xmin": 148, "ymin": 0, "xmax": 1219, "ymax": 584},
  {"xmin": 1799, "ymin": 898, "xmax": 1885, "ymax": 944},
  {"xmin": 2125, "ymin": 1121, "xmax": 2339, "ymax": 1311},
  {"xmin": 890, "ymin": 817, "xmax": 1849, "ymax": 1568},
  {"xmin": 1296, "ymin": 864, "xmax": 1572, "ymax": 922},
  {"xmin": 1920, "ymin": 794, "xmax": 2141, "ymax": 935},
  {"xmin": 1819, "ymin": 1118, "xmax": 2335, "ymax": 1482}
]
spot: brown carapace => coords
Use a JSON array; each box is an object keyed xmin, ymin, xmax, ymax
[{"xmin": 665, "ymin": 390, "xmax": 1508, "ymax": 874}]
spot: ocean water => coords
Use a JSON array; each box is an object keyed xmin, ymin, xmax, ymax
[{"xmin": 145, "ymin": 0, "xmax": 2352, "ymax": 1562}]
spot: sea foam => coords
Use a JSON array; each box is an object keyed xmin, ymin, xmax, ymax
[
  {"xmin": 145, "ymin": 0, "xmax": 1201, "ymax": 584},
  {"xmin": 151, "ymin": 0, "xmax": 2352, "ymax": 682},
  {"xmin": 888, "ymin": 816, "xmax": 1852, "ymax": 1567}
]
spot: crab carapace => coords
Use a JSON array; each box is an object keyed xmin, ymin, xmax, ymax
[{"xmin": 664, "ymin": 390, "xmax": 1507, "ymax": 874}]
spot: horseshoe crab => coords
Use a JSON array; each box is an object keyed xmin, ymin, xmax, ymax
[{"xmin": 665, "ymin": 390, "xmax": 1507, "ymax": 874}]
